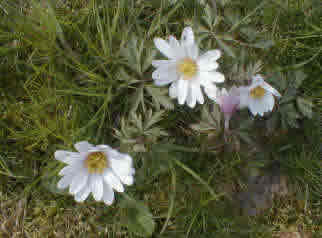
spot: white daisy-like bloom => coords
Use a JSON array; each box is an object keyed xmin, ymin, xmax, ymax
[
  {"xmin": 152, "ymin": 27, "xmax": 225, "ymax": 108},
  {"xmin": 238, "ymin": 75, "xmax": 281, "ymax": 116},
  {"xmin": 55, "ymin": 141, "xmax": 135, "ymax": 205}
]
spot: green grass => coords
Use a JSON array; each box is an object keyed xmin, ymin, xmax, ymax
[{"xmin": 0, "ymin": 0, "xmax": 321, "ymax": 237}]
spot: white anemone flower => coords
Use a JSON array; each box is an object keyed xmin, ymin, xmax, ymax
[
  {"xmin": 152, "ymin": 27, "xmax": 225, "ymax": 108},
  {"xmin": 238, "ymin": 75, "xmax": 281, "ymax": 116},
  {"xmin": 55, "ymin": 141, "xmax": 135, "ymax": 205}
]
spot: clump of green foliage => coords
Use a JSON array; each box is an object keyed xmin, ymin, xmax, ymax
[{"xmin": 0, "ymin": 0, "xmax": 321, "ymax": 237}]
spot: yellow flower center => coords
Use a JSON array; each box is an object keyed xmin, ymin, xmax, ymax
[
  {"xmin": 84, "ymin": 152, "xmax": 108, "ymax": 174},
  {"xmin": 177, "ymin": 58, "xmax": 198, "ymax": 80},
  {"xmin": 250, "ymin": 86, "xmax": 266, "ymax": 99}
]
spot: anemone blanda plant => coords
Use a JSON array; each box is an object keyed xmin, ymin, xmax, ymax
[
  {"xmin": 152, "ymin": 27, "xmax": 225, "ymax": 108},
  {"xmin": 55, "ymin": 141, "xmax": 135, "ymax": 205},
  {"xmin": 238, "ymin": 75, "xmax": 281, "ymax": 116}
]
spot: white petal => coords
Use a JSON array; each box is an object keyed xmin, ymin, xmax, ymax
[
  {"xmin": 169, "ymin": 35, "xmax": 180, "ymax": 48},
  {"xmin": 69, "ymin": 168, "xmax": 89, "ymax": 195},
  {"xmin": 59, "ymin": 162, "xmax": 82, "ymax": 176},
  {"xmin": 186, "ymin": 86, "xmax": 196, "ymax": 108},
  {"xmin": 152, "ymin": 60, "xmax": 175, "ymax": 68},
  {"xmin": 152, "ymin": 65, "xmax": 178, "ymax": 83},
  {"xmin": 261, "ymin": 82, "xmax": 281, "ymax": 97},
  {"xmin": 154, "ymin": 38, "xmax": 176, "ymax": 59},
  {"xmin": 74, "ymin": 184, "xmax": 91, "ymax": 202},
  {"xmin": 177, "ymin": 79, "xmax": 189, "ymax": 105},
  {"xmin": 198, "ymin": 50, "xmax": 221, "ymax": 65},
  {"xmin": 186, "ymin": 44, "xmax": 199, "ymax": 59},
  {"xmin": 55, "ymin": 150, "xmax": 81, "ymax": 164},
  {"xmin": 74, "ymin": 141, "xmax": 94, "ymax": 153},
  {"xmin": 103, "ymin": 169, "xmax": 124, "ymax": 193},
  {"xmin": 57, "ymin": 173, "xmax": 74, "ymax": 190},
  {"xmin": 110, "ymin": 156, "xmax": 132, "ymax": 176},
  {"xmin": 195, "ymin": 85, "xmax": 205, "ymax": 104},
  {"xmin": 169, "ymin": 81, "xmax": 179, "ymax": 99},
  {"xmin": 200, "ymin": 71, "xmax": 225, "ymax": 83},
  {"xmin": 249, "ymin": 99, "xmax": 264, "ymax": 116},
  {"xmin": 198, "ymin": 60, "xmax": 218, "ymax": 71},
  {"xmin": 90, "ymin": 174, "xmax": 104, "ymax": 201},
  {"xmin": 252, "ymin": 74, "xmax": 264, "ymax": 83},
  {"xmin": 96, "ymin": 144, "xmax": 113, "ymax": 151},
  {"xmin": 263, "ymin": 93, "xmax": 275, "ymax": 111},
  {"xmin": 122, "ymin": 175, "xmax": 134, "ymax": 186},
  {"xmin": 130, "ymin": 168, "xmax": 135, "ymax": 175},
  {"xmin": 237, "ymin": 87, "xmax": 250, "ymax": 109},
  {"xmin": 102, "ymin": 183, "xmax": 115, "ymax": 205},
  {"xmin": 181, "ymin": 27, "xmax": 195, "ymax": 46},
  {"xmin": 112, "ymin": 157, "xmax": 135, "ymax": 185},
  {"xmin": 105, "ymin": 147, "xmax": 120, "ymax": 158},
  {"xmin": 203, "ymin": 83, "xmax": 218, "ymax": 100},
  {"xmin": 169, "ymin": 36, "xmax": 185, "ymax": 59}
]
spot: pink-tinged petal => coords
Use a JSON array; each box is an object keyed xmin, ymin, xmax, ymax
[
  {"xmin": 102, "ymin": 183, "xmax": 114, "ymax": 205},
  {"xmin": 220, "ymin": 96, "xmax": 240, "ymax": 115},
  {"xmin": 154, "ymin": 38, "xmax": 176, "ymax": 59},
  {"xmin": 177, "ymin": 79, "xmax": 189, "ymax": 105},
  {"xmin": 74, "ymin": 141, "xmax": 94, "ymax": 153},
  {"xmin": 90, "ymin": 174, "xmax": 104, "ymax": 201}
]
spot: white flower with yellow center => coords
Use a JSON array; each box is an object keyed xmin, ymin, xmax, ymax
[
  {"xmin": 238, "ymin": 75, "xmax": 281, "ymax": 116},
  {"xmin": 55, "ymin": 141, "xmax": 135, "ymax": 205},
  {"xmin": 152, "ymin": 27, "xmax": 225, "ymax": 108}
]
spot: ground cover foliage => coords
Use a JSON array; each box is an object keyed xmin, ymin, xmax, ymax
[{"xmin": 0, "ymin": 0, "xmax": 321, "ymax": 237}]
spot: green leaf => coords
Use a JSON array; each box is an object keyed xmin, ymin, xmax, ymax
[
  {"xmin": 130, "ymin": 86, "xmax": 144, "ymax": 113},
  {"xmin": 121, "ymin": 196, "xmax": 155, "ymax": 237},
  {"xmin": 251, "ymin": 40, "xmax": 274, "ymax": 49},
  {"xmin": 294, "ymin": 70, "xmax": 307, "ymax": 89},
  {"xmin": 215, "ymin": 38, "xmax": 236, "ymax": 58},
  {"xmin": 145, "ymin": 86, "xmax": 174, "ymax": 110},
  {"xmin": 296, "ymin": 97, "xmax": 313, "ymax": 118}
]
